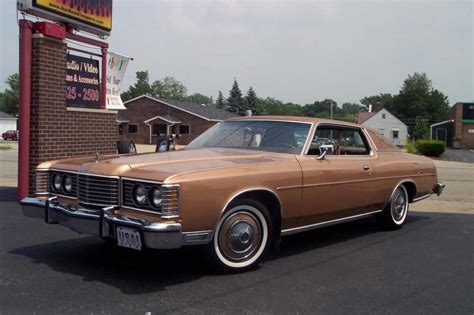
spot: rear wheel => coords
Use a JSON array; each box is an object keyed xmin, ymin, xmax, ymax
[
  {"xmin": 211, "ymin": 198, "xmax": 272, "ymax": 272},
  {"xmin": 377, "ymin": 185, "xmax": 409, "ymax": 230}
]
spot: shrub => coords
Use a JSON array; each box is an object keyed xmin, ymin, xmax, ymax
[
  {"xmin": 415, "ymin": 140, "xmax": 445, "ymax": 157},
  {"xmin": 404, "ymin": 141, "xmax": 416, "ymax": 154}
]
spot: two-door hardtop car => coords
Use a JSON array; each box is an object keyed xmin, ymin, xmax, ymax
[{"xmin": 21, "ymin": 116, "xmax": 445, "ymax": 271}]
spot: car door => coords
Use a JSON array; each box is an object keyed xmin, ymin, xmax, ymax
[{"xmin": 296, "ymin": 124, "xmax": 379, "ymax": 225}]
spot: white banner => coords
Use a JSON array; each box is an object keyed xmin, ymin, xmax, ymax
[{"xmin": 106, "ymin": 51, "xmax": 131, "ymax": 110}]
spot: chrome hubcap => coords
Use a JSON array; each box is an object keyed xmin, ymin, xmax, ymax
[
  {"xmin": 391, "ymin": 188, "xmax": 407, "ymax": 222},
  {"xmin": 218, "ymin": 211, "xmax": 262, "ymax": 262},
  {"xmin": 229, "ymin": 220, "xmax": 256, "ymax": 253}
]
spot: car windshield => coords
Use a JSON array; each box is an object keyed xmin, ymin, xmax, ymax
[{"xmin": 187, "ymin": 120, "xmax": 312, "ymax": 154}]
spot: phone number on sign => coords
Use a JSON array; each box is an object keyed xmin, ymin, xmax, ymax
[{"xmin": 66, "ymin": 87, "xmax": 100, "ymax": 102}]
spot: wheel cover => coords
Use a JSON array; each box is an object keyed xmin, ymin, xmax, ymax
[
  {"xmin": 128, "ymin": 143, "xmax": 136, "ymax": 154},
  {"xmin": 214, "ymin": 205, "xmax": 268, "ymax": 268},
  {"xmin": 391, "ymin": 187, "xmax": 407, "ymax": 223},
  {"xmin": 219, "ymin": 212, "xmax": 262, "ymax": 262}
]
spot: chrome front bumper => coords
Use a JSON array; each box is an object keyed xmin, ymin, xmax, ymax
[{"xmin": 20, "ymin": 197, "xmax": 212, "ymax": 249}]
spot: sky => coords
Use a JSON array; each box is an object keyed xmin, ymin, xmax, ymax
[{"xmin": 1, "ymin": 0, "xmax": 473, "ymax": 105}]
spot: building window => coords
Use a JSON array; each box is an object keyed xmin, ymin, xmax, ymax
[
  {"xmin": 382, "ymin": 113, "xmax": 386, "ymax": 119},
  {"xmin": 152, "ymin": 123, "xmax": 167, "ymax": 136},
  {"xmin": 179, "ymin": 125, "xmax": 190, "ymax": 135},
  {"xmin": 128, "ymin": 124, "xmax": 138, "ymax": 134},
  {"xmin": 392, "ymin": 130, "xmax": 399, "ymax": 139}
]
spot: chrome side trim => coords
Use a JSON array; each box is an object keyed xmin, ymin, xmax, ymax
[
  {"xmin": 277, "ymin": 174, "xmax": 432, "ymax": 191},
  {"xmin": 412, "ymin": 193, "xmax": 432, "ymax": 203},
  {"xmin": 281, "ymin": 210, "xmax": 382, "ymax": 236}
]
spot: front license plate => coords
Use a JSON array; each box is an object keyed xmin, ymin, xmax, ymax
[{"xmin": 116, "ymin": 227, "xmax": 142, "ymax": 251}]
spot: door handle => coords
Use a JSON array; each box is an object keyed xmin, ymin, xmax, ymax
[{"xmin": 363, "ymin": 164, "xmax": 371, "ymax": 171}]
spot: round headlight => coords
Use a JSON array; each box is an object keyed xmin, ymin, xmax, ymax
[
  {"xmin": 132, "ymin": 184, "xmax": 147, "ymax": 205},
  {"xmin": 52, "ymin": 173, "xmax": 62, "ymax": 192},
  {"xmin": 149, "ymin": 187, "xmax": 162, "ymax": 208},
  {"xmin": 62, "ymin": 175, "xmax": 73, "ymax": 193}
]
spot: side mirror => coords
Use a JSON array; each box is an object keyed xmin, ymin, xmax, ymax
[{"xmin": 317, "ymin": 150, "xmax": 327, "ymax": 160}]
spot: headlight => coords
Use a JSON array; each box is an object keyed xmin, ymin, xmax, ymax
[
  {"xmin": 132, "ymin": 184, "xmax": 147, "ymax": 205},
  {"xmin": 62, "ymin": 175, "xmax": 73, "ymax": 193},
  {"xmin": 52, "ymin": 173, "xmax": 62, "ymax": 192},
  {"xmin": 149, "ymin": 187, "xmax": 162, "ymax": 208}
]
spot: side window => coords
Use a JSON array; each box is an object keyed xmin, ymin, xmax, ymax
[
  {"xmin": 307, "ymin": 126, "xmax": 370, "ymax": 156},
  {"xmin": 128, "ymin": 124, "xmax": 138, "ymax": 134}
]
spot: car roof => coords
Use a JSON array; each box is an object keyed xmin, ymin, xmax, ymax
[{"xmin": 227, "ymin": 115, "xmax": 362, "ymax": 128}]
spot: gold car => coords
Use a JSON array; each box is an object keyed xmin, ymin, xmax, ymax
[{"xmin": 21, "ymin": 116, "xmax": 445, "ymax": 271}]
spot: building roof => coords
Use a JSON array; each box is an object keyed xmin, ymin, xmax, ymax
[
  {"xmin": 144, "ymin": 114, "xmax": 182, "ymax": 124},
  {"xmin": 355, "ymin": 112, "xmax": 376, "ymax": 124},
  {"xmin": 0, "ymin": 111, "xmax": 16, "ymax": 119},
  {"xmin": 356, "ymin": 109, "xmax": 407, "ymax": 127},
  {"xmin": 123, "ymin": 95, "xmax": 236, "ymax": 122}
]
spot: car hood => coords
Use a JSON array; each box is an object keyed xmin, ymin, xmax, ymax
[{"xmin": 46, "ymin": 148, "xmax": 294, "ymax": 181}]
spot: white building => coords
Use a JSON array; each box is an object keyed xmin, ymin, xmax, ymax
[
  {"xmin": 356, "ymin": 109, "xmax": 408, "ymax": 146},
  {"xmin": 0, "ymin": 111, "xmax": 17, "ymax": 134}
]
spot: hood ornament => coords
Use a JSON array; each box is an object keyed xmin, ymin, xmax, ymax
[{"xmin": 94, "ymin": 151, "xmax": 100, "ymax": 163}]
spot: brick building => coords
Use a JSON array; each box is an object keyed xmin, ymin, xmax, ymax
[
  {"xmin": 449, "ymin": 102, "xmax": 474, "ymax": 149},
  {"xmin": 118, "ymin": 95, "xmax": 235, "ymax": 145}
]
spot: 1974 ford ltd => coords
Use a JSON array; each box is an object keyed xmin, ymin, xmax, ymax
[{"xmin": 21, "ymin": 116, "xmax": 445, "ymax": 271}]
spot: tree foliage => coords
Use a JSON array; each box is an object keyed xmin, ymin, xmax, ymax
[
  {"xmin": 0, "ymin": 73, "xmax": 20, "ymax": 116},
  {"xmin": 121, "ymin": 71, "xmax": 187, "ymax": 101},
  {"xmin": 227, "ymin": 79, "xmax": 245, "ymax": 115},
  {"xmin": 152, "ymin": 76, "xmax": 187, "ymax": 100},
  {"xmin": 216, "ymin": 91, "xmax": 226, "ymax": 109},
  {"xmin": 120, "ymin": 71, "xmax": 153, "ymax": 101},
  {"xmin": 360, "ymin": 93, "xmax": 394, "ymax": 112},
  {"xmin": 185, "ymin": 93, "xmax": 211, "ymax": 104}
]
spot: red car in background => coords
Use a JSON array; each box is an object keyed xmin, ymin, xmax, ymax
[{"xmin": 2, "ymin": 130, "xmax": 18, "ymax": 141}]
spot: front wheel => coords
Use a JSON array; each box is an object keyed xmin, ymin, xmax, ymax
[
  {"xmin": 377, "ymin": 185, "xmax": 409, "ymax": 230},
  {"xmin": 211, "ymin": 199, "xmax": 273, "ymax": 272}
]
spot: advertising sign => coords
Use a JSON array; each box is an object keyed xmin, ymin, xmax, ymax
[
  {"xmin": 17, "ymin": 0, "xmax": 112, "ymax": 36},
  {"xmin": 106, "ymin": 51, "xmax": 130, "ymax": 110},
  {"xmin": 66, "ymin": 54, "xmax": 101, "ymax": 109}
]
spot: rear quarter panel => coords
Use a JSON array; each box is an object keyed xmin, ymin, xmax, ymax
[{"xmin": 373, "ymin": 151, "xmax": 437, "ymax": 203}]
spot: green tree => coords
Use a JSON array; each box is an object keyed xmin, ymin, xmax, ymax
[
  {"xmin": 413, "ymin": 116, "xmax": 430, "ymax": 140},
  {"xmin": 360, "ymin": 93, "xmax": 394, "ymax": 112},
  {"xmin": 185, "ymin": 93, "xmax": 211, "ymax": 104},
  {"xmin": 301, "ymin": 99, "xmax": 339, "ymax": 117},
  {"xmin": 0, "ymin": 73, "xmax": 20, "ymax": 116},
  {"xmin": 227, "ymin": 79, "xmax": 245, "ymax": 115},
  {"xmin": 393, "ymin": 72, "xmax": 449, "ymax": 121},
  {"xmin": 259, "ymin": 98, "xmax": 302, "ymax": 116},
  {"xmin": 120, "ymin": 71, "xmax": 153, "ymax": 101},
  {"xmin": 341, "ymin": 102, "xmax": 368, "ymax": 114},
  {"xmin": 151, "ymin": 76, "xmax": 187, "ymax": 100},
  {"xmin": 245, "ymin": 86, "xmax": 264, "ymax": 115},
  {"xmin": 216, "ymin": 91, "xmax": 226, "ymax": 108}
]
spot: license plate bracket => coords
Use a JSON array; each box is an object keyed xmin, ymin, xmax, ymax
[{"xmin": 116, "ymin": 226, "xmax": 142, "ymax": 251}]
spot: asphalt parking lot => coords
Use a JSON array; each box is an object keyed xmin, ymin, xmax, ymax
[{"xmin": 0, "ymin": 147, "xmax": 473, "ymax": 314}]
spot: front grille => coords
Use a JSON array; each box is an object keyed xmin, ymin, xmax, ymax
[{"xmin": 77, "ymin": 174, "xmax": 119, "ymax": 206}]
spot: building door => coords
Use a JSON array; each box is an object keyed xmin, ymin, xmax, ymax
[{"xmin": 436, "ymin": 129, "xmax": 447, "ymax": 142}]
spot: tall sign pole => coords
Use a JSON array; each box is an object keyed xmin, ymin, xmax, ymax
[{"xmin": 17, "ymin": 19, "xmax": 33, "ymax": 200}]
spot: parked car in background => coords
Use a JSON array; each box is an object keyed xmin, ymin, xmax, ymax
[
  {"xmin": 2, "ymin": 130, "xmax": 18, "ymax": 140},
  {"xmin": 21, "ymin": 116, "xmax": 445, "ymax": 272}
]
